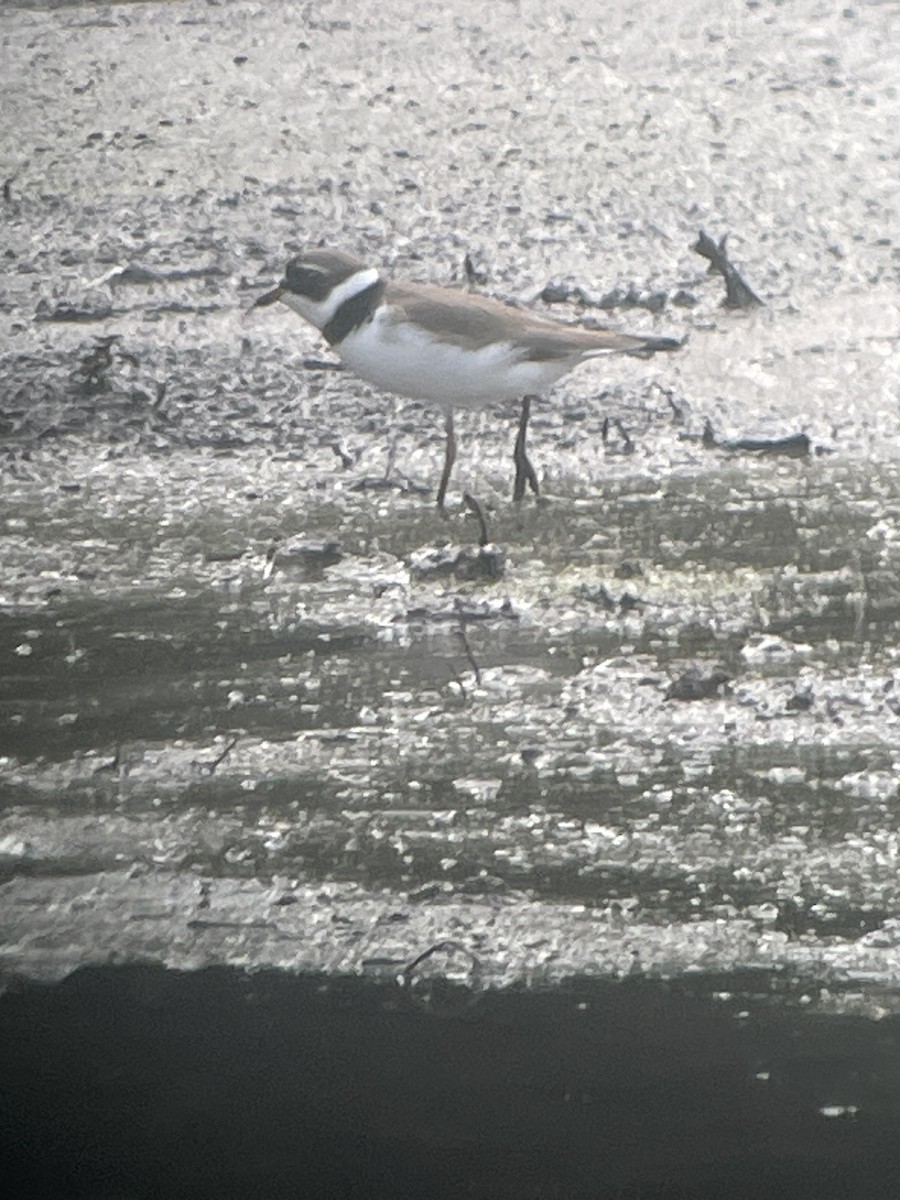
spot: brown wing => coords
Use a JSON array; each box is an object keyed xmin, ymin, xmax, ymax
[
  {"xmin": 512, "ymin": 323, "xmax": 664, "ymax": 361},
  {"xmin": 385, "ymin": 281, "xmax": 679, "ymax": 361},
  {"xmin": 385, "ymin": 281, "xmax": 535, "ymax": 348}
]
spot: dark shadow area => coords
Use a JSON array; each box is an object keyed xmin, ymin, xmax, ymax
[{"xmin": 1, "ymin": 965, "xmax": 899, "ymax": 1199}]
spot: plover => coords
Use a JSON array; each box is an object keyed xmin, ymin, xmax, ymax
[{"xmin": 255, "ymin": 248, "xmax": 682, "ymax": 506}]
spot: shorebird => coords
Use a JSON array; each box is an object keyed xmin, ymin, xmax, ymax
[{"xmin": 255, "ymin": 248, "xmax": 682, "ymax": 506}]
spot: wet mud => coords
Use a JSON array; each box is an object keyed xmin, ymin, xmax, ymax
[{"xmin": 1, "ymin": 0, "xmax": 900, "ymax": 1194}]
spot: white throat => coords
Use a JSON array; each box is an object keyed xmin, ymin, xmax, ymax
[{"xmin": 280, "ymin": 266, "xmax": 380, "ymax": 331}]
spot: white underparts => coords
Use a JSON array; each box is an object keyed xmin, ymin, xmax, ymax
[{"xmin": 337, "ymin": 306, "xmax": 583, "ymax": 410}]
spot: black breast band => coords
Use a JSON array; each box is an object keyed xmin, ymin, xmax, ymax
[{"xmin": 322, "ymin": 279, "xmax": 385, "ymax": 346}]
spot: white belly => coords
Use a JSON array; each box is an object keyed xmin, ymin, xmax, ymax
[{"xmin": 337, "ymin": 312, "xmax": 576, "ymax": 410}]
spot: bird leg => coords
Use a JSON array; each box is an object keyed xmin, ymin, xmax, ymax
[
  {"xmin": 513, "ymin": 394, "xmax": 540, "ymax": 502},
  {"xmin": 436, "ymin": 409, "xmax": 457, "ymax": 510}
]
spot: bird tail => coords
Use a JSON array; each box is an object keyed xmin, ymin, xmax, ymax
[
  {"xmin": 628, "ymin": 333, "xmax": 685, "ymax": 355},
  {"xmin": 581, "ymin": 331, "xmax": 686, "ymax": 359}
]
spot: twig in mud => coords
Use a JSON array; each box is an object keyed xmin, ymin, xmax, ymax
[
  {"xmin": 729, "ymin": 432, "xmax": 810, "ymax": 458},
  {"xmin": 401, "ymin": 939, "xmax": 481, "ymax": 985},
  {"xmin": 330, "ymin": 441, "xmax": 355, "ymax": 469},
  {"xmin": 77, "ymin": 336, "xmax": 120, "ymax": 393},
  {"xmin": 701, "ymin": 419, "xmax": 810, "ymax": 458},
  {"xmin": 693, "ymin": 230, "xmax": 764, "ymax": 309},
  {"xmin": 463, "ymin": 253, "xmax": 488, "ymax": 287},
  {"xmin": 616, "ymin": 419, "xmax": 635, "ymax": 454},
  {"xmin": 262, "ymin": 540, "xmax": 279, "ymax": 581},
  {"xmin": 198, "ymin": 735, "xmax": 239, "ymax": 775},
  {"xmin": 463, "ymin": 492, "xmax": 490, "ymax": 547},
  {"xmin": 93, "ymin": 743, "xmax": 122, "ymax": 775},
  {"xmin": 349, "ymin": 475, "xmax": 430, "ymax": 495},
  {"xmin": 384, "ymin": 435, "xmax": 399, "ymax": 482},
  {"xmin": 78, "ymin": 336, "xmax": 118, "ymax": 373},
  {"xmin": 665, "ymin": 665, "xmax": 731, "ymax": 701},
  {"xmin": 302, "ymin": 357, "xmax": 345, "ymax": 371},
  {"xmin": 456, "ymin": 617, "xmax": 483, "ymax": 686},
  {"xmin": 661, "ymin": 388, "xmax": 687, "ymax": 425},
  {"xmin": 601, "ymin": 416, "xmax": 635, "ymax": 453}
]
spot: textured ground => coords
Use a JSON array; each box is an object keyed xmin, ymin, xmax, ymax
[{"xmin": 2, "ymin": 3, "xmax": 900, "ymax": 1183}]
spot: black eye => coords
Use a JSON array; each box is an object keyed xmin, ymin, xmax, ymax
[{"xmin": 284, "ymin": 260, "xmax": 330, "ymax": 300}]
